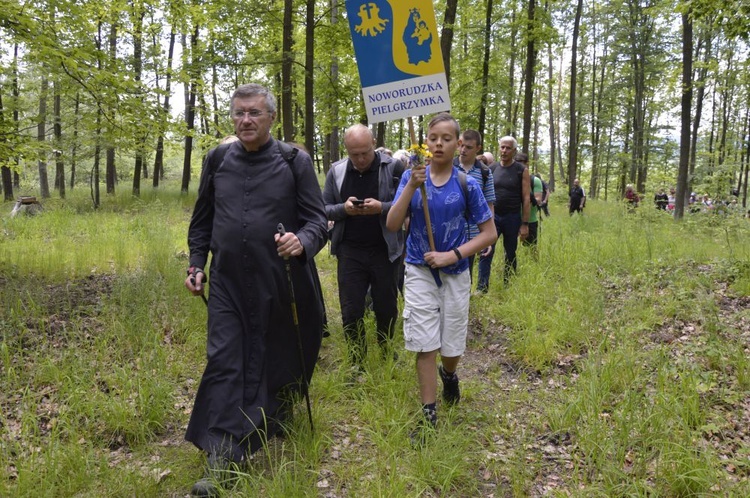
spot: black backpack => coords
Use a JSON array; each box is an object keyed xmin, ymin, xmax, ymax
[{"xmin": 514, "ymin": 164, "xmax": 540, "ymax": 208}]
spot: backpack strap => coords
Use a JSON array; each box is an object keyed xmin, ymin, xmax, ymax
[
  {"xmin": 458, "ymin": 169, "xmax": 470, "ymax": 222},
  {"xmin": 277, "ymin": 140, "xmax": 298, "ymax": 166},
  {"xmin": 201, "ymin": 143, "xmax": 233, "ymax": 200}
]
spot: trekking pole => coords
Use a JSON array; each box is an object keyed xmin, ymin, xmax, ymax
[{"xmin": 277, "ymin": 223, "xmax": 315, "ymax": 433}]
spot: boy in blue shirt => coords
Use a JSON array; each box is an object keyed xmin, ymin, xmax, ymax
[{"xmin": 386, "ymin": 113, "xmax": 497, "ymax": 442}]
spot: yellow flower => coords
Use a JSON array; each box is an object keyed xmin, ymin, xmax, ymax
[{"xmin": 408, "ymin": 143, "xmax": 432, "ymax": 165}]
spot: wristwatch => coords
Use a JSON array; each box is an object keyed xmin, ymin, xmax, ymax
[{"xmin": 521, "ymin": 221, "xmax": 529, "ymax": 226}]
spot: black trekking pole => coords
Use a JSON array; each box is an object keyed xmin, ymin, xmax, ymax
[{"xmin": 277, "ymin": 223, "xmax": 315, "ymax": 433}]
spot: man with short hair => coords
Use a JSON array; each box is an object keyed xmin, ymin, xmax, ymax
[
  {"xmin": 477, "ymin": 136, "xmax": 530, "ymax": 292},
  {"xmin": 185, "ymin": 83, "xmax": 328, "ymax": 496},
  {"xmin": 323, "ymin": 124, "xmax": 405, "ymax": 369},
  {"xmin": 569, "ymin": 178, "xmax": 585, "ymax": 214},
  {"xmin": 453, "ymin": 129, "xmax": 495, "ymax": 282}
]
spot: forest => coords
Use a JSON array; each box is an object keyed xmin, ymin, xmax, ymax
[{"xmin": 1, "ymin": 0, "xmax": 749, "ymax": 214}]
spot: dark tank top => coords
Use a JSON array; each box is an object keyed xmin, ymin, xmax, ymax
[{"xmin": 491, "ymin": 161, "xmax": 524, "ymax": 215}]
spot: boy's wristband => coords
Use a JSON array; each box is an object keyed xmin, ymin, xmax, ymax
[{"xmin": 452, "ymin": 248, "xmax": 463, "ymax": 261}]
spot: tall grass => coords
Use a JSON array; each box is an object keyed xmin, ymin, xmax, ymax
[{"xmin": 1, "ymin": 184, "xmax": 749, "ymax": 496}]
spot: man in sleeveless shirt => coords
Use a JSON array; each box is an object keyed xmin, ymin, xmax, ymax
[{"xmin": 477, "ymin": 136, "xmax": 530, "ymax": 292}]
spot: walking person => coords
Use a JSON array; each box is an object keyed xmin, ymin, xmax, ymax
[
  {"xmin": 515, "ymin": 152, "xmax": 543, "ymax": 258},
  {"xmin": 569, "ymin": 178, "xmax": 586, "ymax": 215},
  {"xmin": 476, "ymin": 136, "xmax": 530, "ymax": 292},
  {"xmin": 322, "ymin": 124, "xmax": 405, "ymax": 371},
  {"xmin": 184, "ymin": 83, "xmax": 328, "ymax": 496},
  {"xmin": 453, "ymin": 129, "xmax": 495, "ymax": 283},
  {"xmin": 386, "ymin": 113, "xmax": 497, "ymax": 443}
]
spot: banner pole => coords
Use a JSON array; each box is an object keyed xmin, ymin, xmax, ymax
[{"xmin": 407, "ymin": 117, "xmax": 436, "ymax": 252}]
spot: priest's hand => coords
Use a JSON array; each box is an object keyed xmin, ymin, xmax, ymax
[{"xmin": 275, "ymin": 231, "xmax": 304, "ymax": 259}]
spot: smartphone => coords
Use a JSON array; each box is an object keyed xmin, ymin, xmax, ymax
[{"xmin": 352, "ymin": 199, "xmax": 365, "ymax": 206}]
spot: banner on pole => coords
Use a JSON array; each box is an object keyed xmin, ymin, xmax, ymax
[{"xmin": 346, "ymin": 1, "xmax": 451, "ymax": 123}]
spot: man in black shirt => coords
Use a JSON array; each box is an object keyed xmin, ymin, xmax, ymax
[
  {"xmin": 477, "ymin": 136, "xmax": 530, "ymax": 292},
  {"xmin": 569, "ymin": 178, "xmax": 586, "ymax": 214},
  {"xmin": 323, "ymin": 124, "xmax": 405, "ymax": 370}
]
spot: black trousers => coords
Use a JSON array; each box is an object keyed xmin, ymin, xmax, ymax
[{"xmin": 337, "ymin": 244, "xmax": 400, "ymax": 363}]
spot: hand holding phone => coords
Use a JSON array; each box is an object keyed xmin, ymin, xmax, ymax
[{"xmin": 352, "ymin": 199, "xmax": 365, "ymax": 206}]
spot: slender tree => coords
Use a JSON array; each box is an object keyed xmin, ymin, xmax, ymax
[
  {"xmin": 37, "ymin": 76, "xmax": 51, "ymax": 199},
  {"xmin": 0, "ymin": 89, "xmax": 13, "ymax": 201},
  {"xmin": 521, "ymin": 0, "xmax": 538, "ymax": 154},
  {"xmin": 304, "ymin": 0, "xmax": 315, "ymax": 156},
  {"xmin": 53, "ymin": 80, "xmax": 65, "ymax": 199},
  {"xmin": 675, "ymin": 7, "xmax": 693, "ymax": 220},
  {"xmin": 567, "ymin": 0, "xmax": 583, "ymax": 185},
  {"xmin": 281, "ymin": 0, "xmax": 294, "ymax": 141},
  {"xmin": 441, "ymin": 0, "xmax": 459, "ymax": 87},
  {"xmin": 478, "ymin": 0, "xmax": 494, "ymax": 139}
]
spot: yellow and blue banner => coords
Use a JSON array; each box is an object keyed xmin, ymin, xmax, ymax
[{"xmin": 346, "ymin": 0, "xmax": 451, "ymax": 123}]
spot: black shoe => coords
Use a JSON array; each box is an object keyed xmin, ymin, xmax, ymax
[
  {"xmin": 439, "ymin": 365, "xmax": 460, "ymax": 405},
  {"xmin": 191, "ymin": 477, "xmax": 219, "ymax": 497},
  {"xmin": 191, "ymin": 454, "xmax": 231, "ymax": 497}
]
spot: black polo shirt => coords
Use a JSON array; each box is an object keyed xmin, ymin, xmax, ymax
[{"xmin": 340, "ymin": 153, "xmax": 386, "ymax": 250}]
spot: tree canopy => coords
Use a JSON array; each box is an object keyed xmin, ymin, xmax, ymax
[{"xmin": 1, "ymin": 0, "xmax": 748, "ymax": 210}]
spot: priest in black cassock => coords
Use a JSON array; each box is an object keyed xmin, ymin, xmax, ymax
[{"xmin": 184, "ymin": 83, "xmax": 328, "ymax": 496}]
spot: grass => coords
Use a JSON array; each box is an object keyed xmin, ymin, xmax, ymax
[{"xmin": 1, "ymin": 182, "xmax": 749, "ymax": 496}]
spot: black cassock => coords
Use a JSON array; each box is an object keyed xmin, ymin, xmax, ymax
[{"xmin": 186, "ymin": 138, "xmax": 327, "ymax": 461}]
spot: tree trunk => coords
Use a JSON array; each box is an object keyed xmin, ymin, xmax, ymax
[
  {"xmin": 211, "ymin": 63, "xmax": 220, "ymax": 138},
  {"xmin": 567, "ymin": 0, "xmax": 583, "ymax": 186},
  {"xmin": 132, "ymin": 3, "xmax": 145, "ymax": 196},
  {"xmin": 181, "ymin": 25, "xmax": 200, "ymax": 193},
  {"xmin": 12, "ymin": 44, "xmax": 21, "ymax": 189},
  {"xmin": 690, "ymin": 31, "xmax": 712, "ymax": 177},
  {"xmin": 70, "ymin": 91, "xmax": 80, "ymax": 189},
  {"xmin": 505, "ymin": 6, "xmax": 518, "ymax": 135},
  {"xmin": 153, "ymin": 28, "xmax": 175, "ymax": 187},
  {"xmin": 93, "ymin": 112, "xmax": 101, "ymax": 209},
  {"xmin": 521, "ymin": 0, "xmax": 537, "ymax": 154},
  {"xmin": 106, "ymin": 22, "xmax": 117, "ymax": 194},
  {"xmin": 281, "ymin": 0, "xmax": 294, "ymax": 141},
  {"xmin": 0, "ymin": 89, "xmax": 13, "ymax": 201},
  {"xmin": 38, "ymin": 76, "xmax": 50, "ymax": 199},
  {"xmin": 376, "ymin": 122, "xmax": 386, "ymax": 148},
  {"xmin": 546, "ymin": 33, "xmax": 556, "ymax": 191},
  {"xmin": 326, "ymin": 0, "xmax": 340, "ymax": 171},
  {"xmin": 305, "ymin": 0, "xmax": 315, "ymax": 156},
  {"xmin": 675, "ymin": 10, "xmax": 693, "ymax": 220},
  {"xmin": 53, "ymin": 81, "xmax": 65, "ymax": 199},
  {"xmin": 440, "ymin": 0, "xmax": 459, "ymax": 88},
  {"xmin": 478, "ymin": 0, "xmax": 494, "ymax": 140}
]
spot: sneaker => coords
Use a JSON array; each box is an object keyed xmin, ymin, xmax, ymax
[
  {"xmin": 439, "ymin": 365, "xmax": 460, "ymax": 405},
  {"xmin": 409, "ymin": 407, "xmax": 437, "ymax": 447}
]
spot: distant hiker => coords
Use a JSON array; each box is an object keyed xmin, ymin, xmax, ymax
[
  {"xmin": 477, "ymin": 136, "xmax": 531, "ymax": 292},
  {"xmin": 536, "ymin": 173, "xmax": 551, "ymax": 218},
  {"xmin": 667, "ymin": 187, "xmax": 676, "ymax": 212},
  {"xmin": 477, "ymin": 151, "xmax": 494, "ymax": 165},
  {"xmin": 515, "ymin": 153, "xmax": 543, "ymax": 257},
  {"xmin": 654, "ymin": 188, "xmax": 668, "ymax": 210},
  {"xmin": 453, "ymin": 129, "xmax": 495, "ymax": 283},
  {"xmin": 386, "ymin": 113, "xmax": 496, "ymax": 443},
  {"xmin": 323, "ymin": 124, "xmax": 405, "ymax": 371},
  {"xmin": 184, "ymin": 83, "xmax": 328, "ymax": 496},
  {"xmin": 625, "ymin": 184, "xmax": 639, "ymax": 209},
  {"xmin": 569, "ymin": 178, "xmax": 586, "ymax": 215}
]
